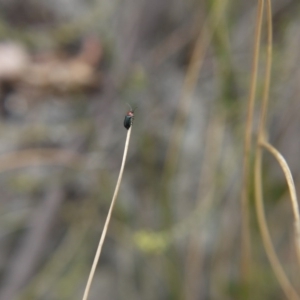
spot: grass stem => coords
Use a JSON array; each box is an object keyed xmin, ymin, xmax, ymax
[
  {"xmin": 241, "ymin": 0, "xmax": 264, "ymax": 281},
  {"xmin": 82, "ymin": 126, "xmax": 133, "ymax": 300},
  {"xmin": 260, "ymin": 141, "xmax": 300, "ymax": 265},
  {"xmin": 254, "ymin": 1, "xmax": 300, "ymax": 298}
]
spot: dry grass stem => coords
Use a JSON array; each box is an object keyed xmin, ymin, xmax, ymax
[
  {"xmin": 258, "ymin": 0, "xmax": 272, "ymax": 131},
  {"xmin": 254, "ymin": 1, "xmax": 300, "ymax": 298},
  {"xmin": 260, "ymin": 141, "xmax": 300, "ymax": 264},
  {"xmin": 241, "ymin": 0, "xmax": 264, "ymax": 279},
  {"xmin": 82, "ymin": 126, "xmax": 133, "ymax": 300},
  {"xmin": 254, "ymin": 145, "xmax": 300, "ymax": 300}
]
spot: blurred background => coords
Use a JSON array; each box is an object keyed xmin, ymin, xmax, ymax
[{"xmin": 0, "ymin": 0, "xmax": 299, "ymax": 299}]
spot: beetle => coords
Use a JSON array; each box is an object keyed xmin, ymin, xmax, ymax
[{"xmin": 124, "ymin": 104, "xmax": 136, "ymax": 130}]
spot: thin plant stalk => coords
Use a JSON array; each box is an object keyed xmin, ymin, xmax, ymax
[
  {"xmin": 241, "ymin": 0, "xmax": 264, "ymax": 280},
  {"xmin": 82, "ymin": 126, "xmax": 133, "ymax": 300},
  {"xmin": 254, "ymin": 1, "xmax": 300, "ymax": 298},
  {"xmin": 260, "ymin": 141, "xmax": 300, "ymax": 265},
  {"xmin": 254, "ymin": 145, "xmax": 299, "ymax": 300}
]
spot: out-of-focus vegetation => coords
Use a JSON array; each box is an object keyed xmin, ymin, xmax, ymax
[{"xmin": 0, "ymin": 0, "xmax": 300, "ymax": 299}]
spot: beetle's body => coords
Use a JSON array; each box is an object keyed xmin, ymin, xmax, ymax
[{"xmin": 124, "ymin": 107, "xmax": 135, "ymax": 130}]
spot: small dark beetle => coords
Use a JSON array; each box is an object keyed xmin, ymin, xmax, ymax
[{"xmin": 124, "ymin": 104, "xmax": 136, "ymax": 130}]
